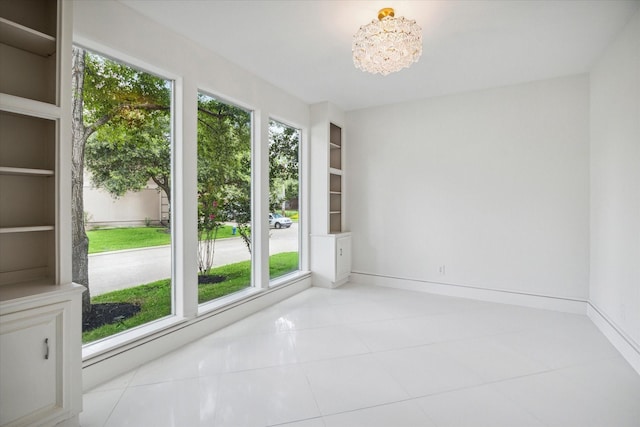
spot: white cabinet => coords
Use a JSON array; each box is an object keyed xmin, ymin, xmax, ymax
[
  {"xmin": 310, "ymin": 232, "xmax": 352, "ymax": 288},
  {"xmin": 0, "ymin": 311, "xmax": 59, "ymax": 425},
  {"xmin": 0, "ymin": 284, "xmax": 83, "ymax": 427}
]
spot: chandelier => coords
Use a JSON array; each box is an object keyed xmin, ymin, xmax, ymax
[{"xmin": 352, "ymin": 8, "xmax": 423, "ymax": 76}]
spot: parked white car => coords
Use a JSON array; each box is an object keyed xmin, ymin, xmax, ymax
[{"xmin": 269, "ymin": 213, "xmax": 292, "ymax": 229}]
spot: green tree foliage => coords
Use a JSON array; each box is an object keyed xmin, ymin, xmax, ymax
[
  {"xmin": 197, "ymin": 93, "xmax": 252, "ymax": 264},
  {"xmin": 269, "ymin": 121, "xmax": 300, "ymax": 213},
  {"xmin": 83, "ymin": 52, "xmax": 172, "ymax": 203}
]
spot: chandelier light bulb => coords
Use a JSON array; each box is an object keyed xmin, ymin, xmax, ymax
[{"xmin": 352, "ymin": 7, "xmax": 423, "ymax": 76}]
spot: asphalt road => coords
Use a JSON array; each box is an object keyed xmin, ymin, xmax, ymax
[{"xmin": 89, "ymin": 223, "xmax": 299, "ymax": 296}]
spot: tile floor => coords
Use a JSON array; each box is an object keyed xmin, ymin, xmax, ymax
[{"xmin": 81, "ymin": 283, "xmax": 640, "ymax": 427}]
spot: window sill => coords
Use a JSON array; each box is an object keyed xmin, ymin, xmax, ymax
[
  {"xmin": 82, "ymin": 315, "xmax": 189, "ymax": 363},
  {"xmin": 269, "ymin": 270, "xmax": 310, "ymax": 289}
]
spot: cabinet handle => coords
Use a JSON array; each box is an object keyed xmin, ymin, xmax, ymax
[
  {"xmin": 44, "ymin": 338, "xmax": 49, "ymax": 360},
  {"xmin": 340, "ymin": 248, "xmax": 343, "ymax": 256}
]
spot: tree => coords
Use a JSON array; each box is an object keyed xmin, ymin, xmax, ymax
[
  {"xmin": 197, "ymin": 94, "xmax": 252, "ymax": 259},
  {"xmin": 72, "ymin": 47, "xmax": 171, "ymax": 314},
  {"xmin": 268, "ymin": 122, "xmax": 300, "ymax": 213},
  {"xmin": 85, "ymin": 113, "xmax": 171, "ymax": 206}
]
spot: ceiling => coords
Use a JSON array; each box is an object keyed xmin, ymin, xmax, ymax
[{"xmin": 119, "ymin": 0, "xmax": 639, "ymax": 111}]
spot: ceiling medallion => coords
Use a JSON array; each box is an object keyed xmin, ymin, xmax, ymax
[{"xmin": 352, "ymin": 7, "xmax": 423, "ymax": 76}]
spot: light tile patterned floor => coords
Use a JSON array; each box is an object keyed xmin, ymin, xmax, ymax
[{"xmin": 81, "ymin": 282, "xmax": 640, "ymax": 427}]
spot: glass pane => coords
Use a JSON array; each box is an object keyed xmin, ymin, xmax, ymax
[
  {"xmin": 269, "ymin": 120, "xmax": 300, "ymax": 280},
  {"xmin": 197, "ymin": 92, "xmax": 252, "ymax": 304},
  {"xmin": 74, "ymin": 47, "xmax": 173, "ymax": 344}
]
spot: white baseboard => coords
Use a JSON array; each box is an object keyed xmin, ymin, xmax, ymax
[
  {"xmin": 350, "ymin": 272, "xmax": 587, "ymax": 314},
  {"xmin": 82, "ymin": 276, "xmax": 311, "ymax": 391},
  {"xmin": 350, "ymin": 272, "xmax": 640, "ymax": 376},
  {"xmin": 587, "ymin": 303, "xmax": 640, "ymax": 375}
]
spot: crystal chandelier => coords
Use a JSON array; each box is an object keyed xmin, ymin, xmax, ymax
[{"xmin": 352, "ymin": 8, "xmax": 423, "ymax": 76}]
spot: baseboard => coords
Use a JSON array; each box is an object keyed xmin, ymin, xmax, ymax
[
  {"xmin": 587, "ymin": 303, "xmax": 640, "ymax": 375},
  {"xmin": 350, "ymin": 272, "xmax": 640, "ymax": 375},
  {"xmin": 82, "ymin": 276, "xmax": 311, "ymax": 391},
  {"xmin": 350, "ymin": 272, "xmax": 588, "ymax": 314}
]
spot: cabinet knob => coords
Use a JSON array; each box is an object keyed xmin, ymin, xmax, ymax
[{"xmin": 44, "ymin": 338, "xmax": 49, "ymax": 360}]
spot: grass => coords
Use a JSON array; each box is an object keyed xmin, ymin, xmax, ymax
[
  {"xmin": 87, "ymin": 225, "xmax": 237, "ymax": 254},
  {"xmin": 83, "ymin": 251, "xmax": 299, "ymax": 343}
]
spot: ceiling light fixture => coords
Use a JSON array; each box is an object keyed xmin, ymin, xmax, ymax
[{"xmin": 352, "ymin": 7, "xmax": 423, "ymax": 76}]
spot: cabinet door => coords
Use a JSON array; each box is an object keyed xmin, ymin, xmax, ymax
[
  {"xmin": 0, "ymin": 307, "xmax": 61, "ymax": 426},
  {"xmin": 336, "ymin": 236, "xmax": 351, "ymax": 281}
]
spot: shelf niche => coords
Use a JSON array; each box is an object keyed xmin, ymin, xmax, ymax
[{"xmin": 0, "ymin": 0, "xmax": 58, "ymax": 104}]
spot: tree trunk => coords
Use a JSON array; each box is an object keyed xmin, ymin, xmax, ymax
[{"xmin": 71, "ymin": 47, "xmax": 91, "ymax": 315}]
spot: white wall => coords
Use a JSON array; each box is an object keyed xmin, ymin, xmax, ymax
[
  {"xmin": 347, "ymin": 75, "xmax": 590, "ymax": 301},
  {"xmin": 589, "ymin": 10, "xmax": 640, "ymax": 350}
]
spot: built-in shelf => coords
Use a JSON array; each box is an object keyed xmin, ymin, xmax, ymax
[
  {"xmin": 0, "ymin": 17, "xmax": 56, "ymax": 57},
  {"xmin": 328, "ymin": 123, "xmax": 343, "ymax": 234},
  {"xmin": 0, "ymin": 93, "xmax": 61, "ymax": 119},
  {"xmin": 0, "ymin": 2, "xmax": 82, "ymax": 425},
  {"xmin": 0, "ymin": 225, "xmax": 54, "ymax": 234},
  {"xmin": 0, "ymin": 166, "xmax": 54, "ymax": 176}
]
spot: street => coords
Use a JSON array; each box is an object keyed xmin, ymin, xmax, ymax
[{"xmin": 89, "ymin": 223, "xmax": 299, "ymax": 296}]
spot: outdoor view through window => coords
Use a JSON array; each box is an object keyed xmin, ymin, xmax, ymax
[
  {"xmin": 73, "ymin": 52, "xmax": 301, "ymax": 345},
  {"xmin": 72, "ymin": 47, "xmax": 173, "ymax": 344},
  {"xmin": 268, "ymin": 120, "xmax": 300, "ymax": 280},
  {"xmin": 196, "ymin": 92, "xmax": 253, "ymax": 305}
]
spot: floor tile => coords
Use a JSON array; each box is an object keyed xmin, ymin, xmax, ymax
[
  {"xmin": 293, "ymin": 325, "xmax": 370, "ymax": 362},
  {"xmin": 323, "ymin": 400, "xmax": 436, "ymax": 427},
  {"xmin": 79, "ymin": 388, "xmax": 124, "ymax": 427},
  {"xmin": 350, "ymin": 316, "xmax": 437, "ymax": 352},
  {"xmin": 557, "ymin": 357, "xmax": 640, "ymax": 416},
  {"xmin": 104, "ymin": 376, "xmax": 216, "ymax": 427},
  {"xmin": 417, "ymin": 384, "xmax": 545, "ymax": 427},
  {"xmin": 87, "ymin": 369, "xmax": 136, "ymax": 393},
  {"xmin": 303, "ymin": 353, "xmax": 409, "ymax": 415},
  {"xmin": 439, "ymin": 335, "xmax": 549, "ymax": 382},
  {"xmin": 331, "ymin": 300, "xmax": 399, "ymax": 324},
  {"xmin": 374, "ymin": 344, "xmax": 484, "ymax": 397},
  {"xmin": 272, "ymin": 418, "xmax": 326, "ymax": 427},
  {"xmin": 493, "ymin": 318, "xmax": 621, "ymax": 369},
  {"xmin": 492, "ymin": 370, "xmax": 636, "ymax": 427},
  {"xmin": 214, "ymin": 365, "xmax": 320, "ymax": 427}
]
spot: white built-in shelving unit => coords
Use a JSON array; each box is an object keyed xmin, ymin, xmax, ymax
[
  {"xmin": 310, "ymin": 103, "xmax": 351, "ymax": 288},
  {"xmin": 0, "ymin": 1, "xmax": 83, "ymax": 426}
]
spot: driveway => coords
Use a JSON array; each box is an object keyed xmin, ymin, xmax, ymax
[{"xmin": 89, "ymin": 223, "xmax": 299, "ymax": 296}]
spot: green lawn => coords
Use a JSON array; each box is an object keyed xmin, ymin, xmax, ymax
[
  {"xmin": 87, "ymin": 225, "xmax": 237, "ymax": 254},
  {"xmin": 83, "ymin": 251, "xmax": 299, "ymax": 343}
]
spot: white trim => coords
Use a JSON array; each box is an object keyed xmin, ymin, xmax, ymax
[
  {"xmin": 349, "ymin": 272, "xmax": 588, "ymax": 314},
  {"xmin": 73, "ymin": 36, "xmax": 181, "ymax": 82},
  {"xmin": 587, "ymin": 303, "xmax": 640, "ymax": 375}
]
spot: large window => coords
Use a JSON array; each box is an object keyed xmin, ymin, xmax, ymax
[
  {"xmin": 72, "ymin": 47, "xmax": 174, "ymax": 344},
  {"xmin": 74, "ymin": 51, "xmax": 307, "ymax": 350},
  {"xmin": 269, "ymin": 120, "xmax": 301, "ymax": 281},
  {"xmin": 197, "ymin": 92, "xmax": 253, "ymax": 305}
]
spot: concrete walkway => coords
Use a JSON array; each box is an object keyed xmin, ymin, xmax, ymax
[{"xmin": 89, "ymin": 223, "xmax": 298, "ymax": 296}]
